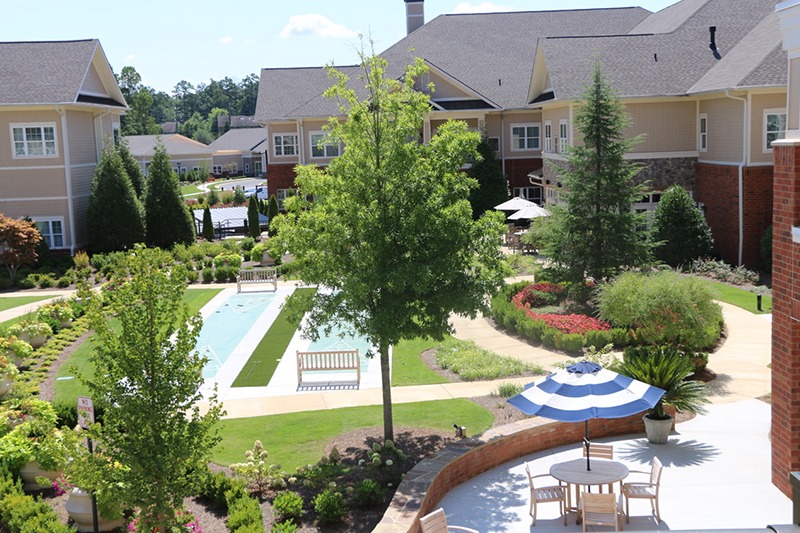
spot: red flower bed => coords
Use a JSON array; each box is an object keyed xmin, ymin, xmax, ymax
[{"xmin": 512, "ymin": 284, "xmax": 610, "ymax": 335}]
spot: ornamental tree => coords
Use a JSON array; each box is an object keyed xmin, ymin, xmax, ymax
[
  {"xmin": 266, "ymin": 195, "xmax": 279, "ymax": 234},
  {"xmin": 247, "ymin": 195, "xmax": 260, "ymax": 239},
  {"xmin": 117, "ymin": 139, "xmax": 145, "ymax": 199},
  {"xmin": 88, "ymin": 146, "xmax": 146, "ymax": 253},
  {"xmin": 202, "ymin": 206, "xmax": 215, "ymax": 241},
  {"xmin": 0, "ymin": 213, "xmax": 42, "ymax": 280},
  {"xmin": 651, "ymin": 185, "xmax": 713, "ymax": 267},
  {"xmin": 268, "ymin": 51, "xmax": 507, "ymax": 441},
  {"xmin": 545, "ymin": 62, "xmax": 652, "ymax": 294},
  {"xmin": 82, "ymin": 246, "xmax": 223, "ymax": 532},
  {"xmin": 144, "ymin": 141, "xmax": 195, "ymax": 249}
]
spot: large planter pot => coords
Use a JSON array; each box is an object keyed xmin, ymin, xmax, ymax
[
  {"xmin": 59, "ymin": 318, "xmax": 73, "ymax": 329},
  {"xmin": 0, "ymin": 376, "xmax": 12, "ymax": 397},
  {"xmin": 17, "ymin": 332, "xmax": 47, "ymax": 349},
  {"xmin": 4, "ymin": 350, "xmax": 24, "ymax": 368},
  {"xmin": 65, "ymin": 487, "xmax": 126, "ymax": 532},
  {"xmin": 18, "ymin": 460, "xmax": 60, "ymax": 490},
  {"xmin": 643, "ymin": 414, "xmax": 674, "ymax": 444}
]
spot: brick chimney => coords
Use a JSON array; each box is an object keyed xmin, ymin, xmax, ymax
[{"xmin": 406, "ymin": 0, "xmax": 424, "ymax": 34}]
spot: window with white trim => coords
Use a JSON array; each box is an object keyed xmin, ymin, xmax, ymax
[
  {"xmin": 33, "ymin": 218, "xmax": 65, "ymax": 249},
  {"xmin": 513, "ymin": 186, "xmax": 542, "ymax": 205},
  {"xmin": 254, "ymin": 161, "xmax": 263, "ymax": 175},
  {"xmin": 212, "ymin": 165, "xmax": 222, "ymax": 174},
  {"xmin": 764, "ymin": 109, "xmax": 787, "ymax": 152},
  {"xmin": 274, "ymin": 134, "xmax": 298, "ymax": 157},
  {"xmin": 558, "ymin": 120, "xmax": 569, "ymax": 154},
  {"xmin": 544, "ymin": 121, "xmax": 552, "ymax": 153},
  {"xmin": 276, "ymin": 188, "xmax": 296, "ymax": 210},
  {"xmin": 11, "ymin": 123, "xmax": 57, "ymax": 158},
  {"xmin": 510, "ymin": 123, "xmax": 540, "ymax": 151},
  {"xmin": 112, "ymin": 122, "xmax": 121, "ymax": 146},
  {"xmin": 699, "ymin": 114, "xmax": 708, "ymax": 152},
  {"xmin": 310, "ymin": 131, "xmax": 340, "ymax": 158}
]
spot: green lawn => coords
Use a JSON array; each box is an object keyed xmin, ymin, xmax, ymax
[
  {"xmin": 181, "ymin": 183, "xmax": 204, "ymax": 196},
  {"xmin": 0, "ymin": 295, "xmax": 53, "ymax": 313},
  {"xmin": 391, "ymin": 337, "xmax": 449, "ymax": 386},
  {"xmin": 53, "ymin": 288, "xmax": 221, "ymax": 404},
  {"xmin": 232, "ymin": 288, "xmax": 317, "ymax": 387},
  {"xmin": 212, "ymin": 399, "xmax": 493, "ymax": 468},
  {"xmin": 699, "ymin": 278, "xmax": 772, "ymax": 314}
]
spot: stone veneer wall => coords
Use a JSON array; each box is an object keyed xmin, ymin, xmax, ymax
[
  {"xmin": 374, "ymin": 411, "xmax": 657, "ymax": 532},
  {"xmin": 542, "ymin": 157, "xmax": 697, "ymax": 190}
]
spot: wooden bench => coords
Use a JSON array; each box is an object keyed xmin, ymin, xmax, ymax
[
  {"xmin": 236, "ymin": 267, "xmax": 277, "ymax": 293},
  {"xmin": 296, "ymin": 349, "xmax": 361, "ymax": 385}
]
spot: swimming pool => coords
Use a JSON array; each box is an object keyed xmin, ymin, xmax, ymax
[{"xmin": 194, "ymin": 292, "xmax": 275, "ymax": 378}]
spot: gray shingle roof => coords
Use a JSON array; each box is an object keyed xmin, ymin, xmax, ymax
[
  {"xmin": 539, "ymin": 0, "xmax": 781, "ymax": 101},
  {"xmin": 629, "ymin": 0, "xmax": 709, "ymax": 34},
  {"xmin": 0, "ymin": 39, "xmax": 125, "ymax": 106},
  {"xmin": 255, "ymin": 7, "xmax": 650, "ymax": 121},
  {"xmin": 124, "ymin": 134, "xmax": 213, "ymax": 157},
  {"xmin": 207, "ymin": 128, "xmax": 267, "ymax": 152}
]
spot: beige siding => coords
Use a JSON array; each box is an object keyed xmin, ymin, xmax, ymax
[
  {"xmin": 267, "ymin": 123, "xmax": 300, "ymax": 163},
  {"xmin": 750, "ymin": 92, "xmax": 787, "ymax": 164},
  {"xmin": 790, "ymin": 58, "xmax": 800, "ymax": 131},
  {"xmin": 0, "ymin": 109, "xmax": 65, "ymax": 168},
  {"xmin": 72, "ymin": 194, "xmax": 89, "ymax": 249},
  {"xmin": 623, "ymin": 101, "xmax": 696, "ymax": 153},
  {"xmin": 699, "ymin": 97, "xmax": 744, "ymax": 162},
  {"xmin": 430, "ymin": 118, "xmax": 479, "ymax": 138},
  {"xmin": 484, "ymin": 114, "xmax": 502, "ymax": 139},
  {"xmin": 70, "ymin": 165, "xmax": 94, "ymax": 199},
  {"xmin": 81, "ymin": 64, "xmax": 107, "ymax": 95},
  {"xmin": 67, "ymin": 111, "xmax": 96, "ymax": 165},
  {"xmin": 542, "ymin": 106, "xmax": 570, "ymax": 153},
  {"xmin": 0, "ymin": 167, "xmax": 68, "ymax": 198},
  {"xmin": 503, "ymin": 111, "xmax": 543, "ymax": 157},
  {"xmin": 0, "ymin": 198, "xmax": 72, "ymax": 247},
  {"xmin": 303, "ymin": 119, "xmax": 336, "ymax": 163},
  {"xmin": 427, "ymin": 71, "xmax": 471, "ymax": 100},
  {"xmin": 212, "ymin": 154, "xmax": 242, "ymax": 170}
]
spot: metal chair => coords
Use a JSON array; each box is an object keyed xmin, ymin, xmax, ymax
[
  {"xmin": 581, "ymin": 492, "xmax": 623, "ymax": 531},
  {"xmin": 621, "ymin": 456, "xmax": 663, "ymax": 523},
  {"xmin": 525, "ymin": 462, "xmax": 567, "ymax": 526},
  {"xmin": 419, "ymin": 508, "xmax": 478, "ymax": 533}
]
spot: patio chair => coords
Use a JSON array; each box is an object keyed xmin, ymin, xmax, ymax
[
  {"xmin": 621, "ymin": 456, "xmax": 663, "ymax": 523},
  {"xmin": 525, "ymin": 463, "xmax": 567, "ymax": 526},
  {"xmin": 419, "ymin": 508, "xmax": 478, "ymax": 533},
  {"xmin": 583, "ymin": 442, "xmax": 614, "ymax": 460},
  {"xmin": 580, "ymin": 492, "xmax": 623, "ymax": 531}
]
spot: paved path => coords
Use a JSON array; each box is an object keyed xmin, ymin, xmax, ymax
[{"xmin": 0, "ymin": 290, "xmax": 76, "ymax": 324}]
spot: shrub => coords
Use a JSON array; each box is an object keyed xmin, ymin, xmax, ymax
[
  {"xmin": 434, "ymin": 337, "xmax": 541, "ymax": 380},
  {"xmin": 214, "ymin": 253, "xmax": 243, "ymax": 269},
  {"xmin": 353, "ymin": 478, "xmax": 383, "ymax": 508},
  {"xmin": 230, "ymin": 440, "xmax": 286, "ymax": 493},
  {"xmin": 610, "ymin": 328, "xmax": 631, "ymax": 347},
  {"xmin": 240, "ymin": 236, "xmax": 256, "ymax": 252},
  {"xmin": 689, "ymin": 258, "xmax": 759, "ymax": 285},
  {"xmin": 541, "ymin": 327, "xmax": 558, "ymax": 348},
  {"xmin": 651, "ymin": 185, "xmax": 713, "ymax": 267},
  {"xmin": 202, "ymin": 268, "xmax": 214, "ymax": 283},
  {"xmin": 272, "ymin": 521, "xmax": 299, "ymax": 533},
  {"xmin": 273, "ymin": 490, "xmax": 304, "ymax": 521},
  {"xmin": 556, "ymin": 332, "xmax": 585, "ymax": 354},
  {"xmin": 491, "ymin": 382, "xmax": 523, "ymax": 398},
  {"xmin": 585, "ymin": 329, "xmax": 613, "ymax": 350},
  {"xmin": 207, "ymin": 189, "xmax": 220, "ymax": 206},
  {"xmin": 251, "ymin": 243, "xmax": 267, "ymax": 263},
  {"xmin": 233, "ymin": 188, "xmax": 247, "ymax": 206},
  {"xmin": 186, "ymin": 270, "xmax": 199, "ymax": 284},
  {"xmin": 313, "ymin": 489, "xmax": 347, "ymax": 524}
]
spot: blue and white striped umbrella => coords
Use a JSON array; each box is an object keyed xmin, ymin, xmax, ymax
[{"xmin": 508, "ymin": 361, "xmax": 665, "ymax": 422}]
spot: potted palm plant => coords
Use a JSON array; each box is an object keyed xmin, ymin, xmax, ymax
[{"xmin": 614, "ymin": 345, "xmax": 710, "ymax": 444}]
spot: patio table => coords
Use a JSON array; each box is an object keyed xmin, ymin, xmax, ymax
[{"xmin": 550, "ymin": 458, "xmax": 629, "ymax": 516}]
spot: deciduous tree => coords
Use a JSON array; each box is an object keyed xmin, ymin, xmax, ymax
[
  {"xmin": 83, "ymin": 246, "xmax": 223, "ymax": 532},
  {"xmin": 144, "ymin": 141, "xmax": 195, "ymax": 249},
  {"xmin": 0, "ymin": 214, "xmax": 42, "ymax": 280},
  {"xmin": 269, "ymin": 52, "xmax": 507, "ymax": 440},
  {"xmin": 468, "ymin": 137, "xmax": 508, "ymax": 219}
]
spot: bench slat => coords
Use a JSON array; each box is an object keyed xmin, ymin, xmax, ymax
[
  {"xmin": 236, "ymin": 268, "xmax": 277, "ymax": 293},
  {"xmin": 297, "ymin": 349, "xmax": 361, "ymax": 384}
]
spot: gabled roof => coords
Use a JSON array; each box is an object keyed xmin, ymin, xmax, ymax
[
  {"xmin": 124, "ymin": 134, "xmax": 213, "ymax": 158},
  {"xmin": 207, "ymin": 128, "xmax": 267, "ymax": 153},
  {"xmin": 0, "ymin": 39, "xmax": 126, "ymax": 107},
  {"xmin": 534, "ymin": 0, "xmax": 782, "ymax": 102},
  {"xmin": 255, "ymin": 7, "xmax": 650, "ymax": 121}
]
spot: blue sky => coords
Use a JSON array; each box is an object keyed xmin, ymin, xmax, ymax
[{"xmin": 1, "ymin": 0, "xmax": 676, "ymax": 93}]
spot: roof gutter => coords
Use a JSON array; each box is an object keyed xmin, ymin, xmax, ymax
[
  {"xmin": 56, "ymin": 105, "xmax": 77, "ymax": 255},
  {"xmin": 724, "ymin": 90, "xmax": 748, "ymax": 266}
]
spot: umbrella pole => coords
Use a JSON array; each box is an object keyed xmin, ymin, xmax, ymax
[{"xmin": 584, "ymin": 420, "xmax": 591, "ymax": 471}]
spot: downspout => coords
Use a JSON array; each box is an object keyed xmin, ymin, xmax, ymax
[
  {"xmin": 298, "ymin": 119, "xmax": 306, "ymax": 165},
  {"xmin": 56, "ymin": 105, "xmax": 77, "ymax": 255},
  {"xmin": 500, "ymin": 111, "xmax": 506, "ymax": 182},
  {"xmin": 725, "ymin": 90, "xmax": 748, "ymax": 266}
]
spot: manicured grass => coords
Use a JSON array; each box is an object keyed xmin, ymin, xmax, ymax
[
  {"xmin": 181, "ymin": 183, "xmax": 204, "ymax": 196},
  {"xmin": 391, "ymin": 337, "xmax": 449, "ymax": 386},
  {"xmin": 699, "ymin": 278, "xmax": 772, "ymax": 314},
  {"xmin": 0, "ymin": 295, "xmax": 52, "ymax": 313},
  {"xmin": 232, "ymin": 288, "xmax": 317, "ymax": 387},
  {"xmin": 212, "ymin": 399, "xmax": 494, "ymax": 468},
  {"xmin": 53, "ymin": 288, "xmax": 222, "ymax": 404}
]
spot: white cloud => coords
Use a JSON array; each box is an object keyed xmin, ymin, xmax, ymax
[
  {"xmin": 452, "ymin": 2, "xmax": 511, "ymax": 14},
  {"xmin": 244, "ymin": 38, "xmax": 257, "ymax": 45},
  {"xmin": 124, "ymin": 54, "xmax": 136, "ymax": 62},
  {"xmin": 219, "ymin": 36, "xmax": 234, "ymax": 45},
  {"xmin": 279, "ymin": 14, "xmax": 358, "ymax": 39}
]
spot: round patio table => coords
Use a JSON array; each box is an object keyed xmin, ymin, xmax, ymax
[{"xmin": 550, "ymin": 458, "xmax": 629, "ymax": 517}]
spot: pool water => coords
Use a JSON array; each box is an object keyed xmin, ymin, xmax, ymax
[{"xmin": 194, "ymin": 292, "xmax": 275, "ymax": 378}]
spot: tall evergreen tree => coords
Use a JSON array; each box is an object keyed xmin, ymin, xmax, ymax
[
  {"xmin": 267, "ymin": 195, "xmax": 279, "ymax": 234},
  {"xmin": 144, "ymin": 141, "xmax": 195, "ymax": 248},
  {"xmin": 202, "ymin": 206, "xmax": 215, "ymax": 241},
  {"xmin": 545, "ymin": 62, "xmax": 651, "ymax": 292},
  {"xmin": 117, "ymin": 140, "xmax": 145, "ymax": 199},
  {"xmin": 88, "ymin": 147, "xmax": 145, "ymax": 253},
  {"xmin": 247, "ymin": 195, "xmax": 260, "ymax": 238},
  {"xmin": 468, "ymin": 137, "xmax": 509, "ymax": 219},
  {"xmin": 651, "ymin": 185, "xmax": 713, "ymax": 267}
]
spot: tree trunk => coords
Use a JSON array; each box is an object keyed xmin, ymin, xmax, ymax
[{"xmin": 379, "ymin": 342, "xmax": 393, "ymax": 441}]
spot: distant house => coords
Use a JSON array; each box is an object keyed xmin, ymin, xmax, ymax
[
  {"xmin": 0, "ymin": 39, "xmax": 127, "ymax": 254},
  {"xmin": 124, "ymin": 133, "xmax": 213, "ymax": 177},
  {"xmin": 208, "ymin": 128, "xmax": 266, "ymax": 177}
]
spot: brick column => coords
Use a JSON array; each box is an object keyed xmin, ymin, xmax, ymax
[{"xmin": 771, "ymin": 140, "xmax": 800, "ymax": 496}]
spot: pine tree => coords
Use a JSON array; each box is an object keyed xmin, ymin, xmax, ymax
[
  {"xmin": 144, "ymin": 141, "xmax": 195, "ymax": 248},
  {"xmin": 468, "ymin": 137, "xmax": 509, "ymax": 219},
  {"xmin": 202, "ymin": 206, "xmax": 214, "ymax": 241},
  {"xmin": 117, "ymin": 140, "xmax": 145, "ymax": 199},
  {"xmin": 247, "ymin": 195, "xmax": 260, "ymax": 239},
  {"xmin": 88, "ymin": 147, "xmax": 146, "ymax": 253},
  {"xmin": 267, "ymin": 195, "xmax": 279, "ymax": 235},
  {"xmin": 545, "ymin": 62, "xmax": 652, "ymax": 292},
  {"xmin": 651, "ymin": 185, "xmax": 713, "ymax": 267}
]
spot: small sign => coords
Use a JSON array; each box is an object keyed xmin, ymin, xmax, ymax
[{"xmin": 77, "ymin": 396, "xmax": 95, "ymax": 429}]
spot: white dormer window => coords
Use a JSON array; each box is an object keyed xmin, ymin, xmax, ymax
[{"xmin": 11, "ymin": 123, "xmax": 58, "ymax": 158}]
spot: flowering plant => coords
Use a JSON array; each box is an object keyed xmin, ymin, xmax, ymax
[
  {"xmin": 513, "ymin": 286, "xmax": 610, "ymax": 335},
  {"xmin": 0, "ymin": 336, "xmax": 33, "ymax": 362},
  {"xmin": 62, "ymin": 445, "xmax": 129, "ymax": 520},
  {"xmin": 8, "ymin": 319, "xmax": 53, "ymax": 339},
  {"xmin": 37, "ymin": 301, "xmax": 75, "ymax": 323},
  {"xmin": 0, "ymin": 355, "xmax": 19, "ymax": 380},
  {"xmin": 127, "ymin": 508, "xmax": 202, "ymax": 533}
]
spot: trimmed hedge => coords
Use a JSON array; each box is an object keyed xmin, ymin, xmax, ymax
[
  {"xmin": 199, "ymin": 470, "xmax": 264, "ymax": 532},
  {"xmin": 0, "ymin": 468, "xmax": 72, "ymax": 532}
]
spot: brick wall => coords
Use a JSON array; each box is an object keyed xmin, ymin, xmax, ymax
[
  {"xmin": 771, "ymin": 142, "xmax": 800, "ymax": 497},
  {"xmin": 505, "ymin": 158, "xmax": 542, "ymax": 190},
  {"xmin": 265, "ymin": 163, "xmax": 298, "ymax": 197}
]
